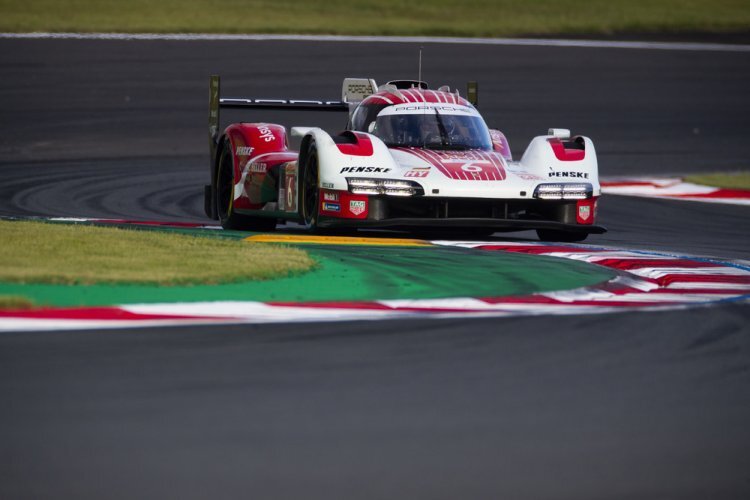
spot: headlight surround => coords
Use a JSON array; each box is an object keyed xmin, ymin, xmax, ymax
[
  {"xmin": 347, "ymin": 178, "xmax": 424, "ymax": 197},
  {"xmin": 533, "ymin": 183, "xmax": 593, "ymax": 200}
]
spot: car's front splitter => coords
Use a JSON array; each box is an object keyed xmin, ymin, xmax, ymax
[{"xmin": 317, "ymin": 216, "xmax": 607, "ymax": 234}]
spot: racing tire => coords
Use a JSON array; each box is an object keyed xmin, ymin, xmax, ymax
[
  {"xmin": 536, "ymin": 229, "xmax": 588, "ymax": 243},
  {"xmin": 301, "ymin": 140, "xmax": 321, "ymax": 231},
  {"xmin": 215, "ymin": 142, "xmax": 277, "ymax": 232}
]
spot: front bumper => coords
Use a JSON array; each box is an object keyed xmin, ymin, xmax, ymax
[{"xmin": 318, "ymin": 193, "xmax": 605, "ymax": 234}]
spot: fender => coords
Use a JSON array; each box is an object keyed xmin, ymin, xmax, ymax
[
  {"xmin": 297, "ymin": 128, "xmax": 399, "ymax": 193},
  {"xmin": 224, "ymin": 123, "xmax": 288, "ymax": 180},
  {"xmin": 222, "ymin": 123, "xmax": 297, "ymax": 210},
  {"xmin": 518, "ymin": 134, "xmax": 600, "ymax": 195}
]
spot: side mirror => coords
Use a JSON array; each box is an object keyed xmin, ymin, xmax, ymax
[{"xmin": 548, "ymin": 128, "xmax": 571, "ymax": 139}]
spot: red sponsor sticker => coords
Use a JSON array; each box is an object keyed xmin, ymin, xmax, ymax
[
  {"xmin": 576, "ymin": 198, "xmax": 597, "ymax": 225},
  {"xmin": 404, "ymin": 168, "xmax": 430, "ymax": 178},
  {"xmin": 349, "ymin": 200, "xmax": 366, "ymax": 216},
  {"xmin": 579, "ymin": 205, "xmax": 591, "ymax": 221}
]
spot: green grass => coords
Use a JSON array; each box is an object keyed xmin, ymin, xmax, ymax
[
  {"xmin": 1, "ymin": 0, "xmax": 749, "ymax": 37},
  {"xmin": 685, "ymin": 171, "xmax": 750, "ymax": 190},
  {"xmin": 0, "ymin": 295, "xmax": 34, "ymax": 309},
  {"xmin": 0, "ymin": 220, "xmax": 316, "ymax": 286}
]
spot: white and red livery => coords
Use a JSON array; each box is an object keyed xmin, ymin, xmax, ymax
[{"xmin": 204, "ymin": 76, "xmax": 606, "ymax": 241}]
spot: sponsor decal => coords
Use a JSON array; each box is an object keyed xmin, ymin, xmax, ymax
[
  {"xmin": 285, "ymin": 173, "xmax": 296, "ymax": 212},
  {"xmin": 322, "ymin": 202, "xmax": 340, "ymax": 212},
  {"xmin": 514, "ymin": 172, "xmax": 544, "ymax": 181},
  {"xmin": 549, "ymin": 171, "xmax": 589, "ymax": 179},
  {"xmin": 340, "ymin": 166, "xmax": 391, "ymax": 174},
  {"xmin": 404, "ymin": 168, "xmax": 430, "ymax": 178},
  {"xmin": 249, "ymin": 162, "xmax": 267, "ymax": 173},
  {"xmin": 576, "ymin": 199, "xmax": 596, "ymax": 225},
  {"xmin": 258, "ymin": 125, "xmax": 275, "ymax": 142},
  {"xmin": 322, "ymin": 182, "xmax": 334, "ymax": 189},
  {"xmin": 578, "ymin": 205, "xmax": 591, "ymax": 221},
  {"xmin": 461, "ymin": 163, "xmax": 485, "ymax": 173},
  {"xmin": 345, "ymin": 81, "xmax": 375, "ymax": 99},
  {"xmin": 393, "ymin": 105, "xmax": 471, "ymax": 113},
  {"xmin": 349, "ymin": 200, "xmax": 366, "ymax": 216},
  {"xmin": 236, "ymin": 146, "xmax": 254, "ymax": 156},
  {"xmin": 323, "ymin": 192, "xmax": 339, "ymax": 202}
]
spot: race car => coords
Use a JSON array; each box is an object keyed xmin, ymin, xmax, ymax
[{"xmin": 204, "ymin": 76, "xmax": 606, "ymax": 241}]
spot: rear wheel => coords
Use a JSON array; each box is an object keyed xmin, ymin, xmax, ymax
[
  {"xmin": 301, "ymin": 141, "xmax": 321, "ymax": 231},
  {"xmin": 215, "ymin": 143, "xmax": 276, "ymax": 231},
  {"xmin": 536, "ymin": 229, "xmax": 588, "ymax": 243}
]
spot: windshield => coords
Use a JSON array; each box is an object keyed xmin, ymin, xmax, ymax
[{"xmin": 372, "ymin": 105, "xmax": 492, "ymax": 151}]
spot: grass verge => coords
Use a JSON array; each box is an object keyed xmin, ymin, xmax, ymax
[
  {"xmin": 0, "ymin": 220, "xmax": 316, "ymax": 285},
  {"xmin": 685, "ymin": 171, "xmax": 750, "ymax": 190},
  {"xmin": 0, "ymin": 1, "xmax": 749, "ymax": 38},
  {"xmin": 0, "ymin": 295, "xmax": 34, "ymax": 309}
]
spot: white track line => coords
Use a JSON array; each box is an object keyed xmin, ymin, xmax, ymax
[
  {"xmin": 1, "ymin": 33, "xmax": 749, "ymax": 52},
  {"xmin": 600, "ymin": 177, "xmax": 750, "ymax": 206}
]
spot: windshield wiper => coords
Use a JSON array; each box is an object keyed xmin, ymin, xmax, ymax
[{"xmin": 433, "ymin": 108, "xmax": 449, "ymax": 148}]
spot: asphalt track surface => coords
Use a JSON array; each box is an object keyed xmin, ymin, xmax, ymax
[{"xmin": 1, "ymin": 39, "xmax": 749, "ymax": 499}]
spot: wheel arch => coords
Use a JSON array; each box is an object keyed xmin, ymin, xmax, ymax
[{"xmin": 297, "ymin": 133, "xmax": 315, "ymax": 184}]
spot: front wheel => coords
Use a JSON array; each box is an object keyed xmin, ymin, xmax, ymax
[
  {"xmin": 215, "ymin": 142, "xmax": 276, "ymax": 232},
  {"xmin": 536, "ymin": 229, "xmax": 588, "ymax": 243},
  {"xmin": 301, "ymin": 141, "xmax": 321, "ymax": 231}
]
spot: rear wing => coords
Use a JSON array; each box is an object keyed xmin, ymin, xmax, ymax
[{"xmin": 208, "ymin": 75, "xmax": 350, "ymax": 160}]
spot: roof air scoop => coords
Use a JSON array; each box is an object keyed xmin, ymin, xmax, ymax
[{"xmin": 385, "ymin": 80, "xmax": 429, "ymax": 90}]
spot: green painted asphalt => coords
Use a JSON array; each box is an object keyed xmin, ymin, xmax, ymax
[{"xmin": 0, "ymin": 232, "xmax": 616, "ymax": 307}]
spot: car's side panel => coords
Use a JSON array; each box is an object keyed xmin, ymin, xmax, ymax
[
  {"xmin": 223, "ymin": 123, "xmax": 298, "ymax": 212},
  {"xmin": 304, "ymin": 130, "xmax": 395, "ymax": 188},
  {"xmin": 295, "ymin": 129, "xmax": 400, "ymax": 223}
]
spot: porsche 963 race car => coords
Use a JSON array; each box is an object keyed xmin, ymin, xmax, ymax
[{"xmin": 204, "ymin": 76, "xmax": 606, "ymax": 241}]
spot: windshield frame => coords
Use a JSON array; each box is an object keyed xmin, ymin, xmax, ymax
[{"xmin": 371, "ymin": 103, "xmax": 493, "ymax": 151}]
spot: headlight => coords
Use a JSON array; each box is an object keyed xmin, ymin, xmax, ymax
[
  {"xmin": 533, "ymin": 183, "xmax": 592, "ymax": 200},
  {"xmin": 347, "ymin": 178, "xmax": 424, "ymax": 196}
]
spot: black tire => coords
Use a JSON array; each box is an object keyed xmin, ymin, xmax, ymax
[
  {"xmin": 215, "ymin": 143, "xmax": 276, "ymax": 232},
  {"xmin": 301, "ymin": 140, "xmax": 321, "ymax": 231},
  {"xmin": 536, "ymin": 229, "xmax": 588, "ymax": 243}
]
